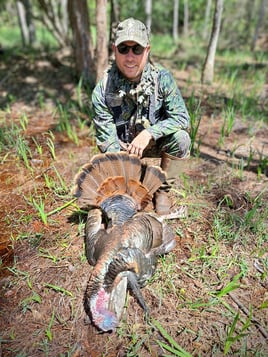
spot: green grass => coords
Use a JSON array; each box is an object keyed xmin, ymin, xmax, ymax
[
  {"xmin": 0, "ymin": 120, "xmax": 21, "ymax": 152},
  {"xmin": 187, "ymin": 92, "xmax": 202, "ymax": 155},
  {"xmin": 0, "ymin": 26, "xmax": 21, "ymax": 47},
  {"xmin": 150, "ymin": 34, "xmax": 177, "ymax": 57},
  {"xmin": 148, "ymin": 253, "xmax": 179, "ymax": 301},
  {"xmin": 216, "ymin": 50, "xmax": 267, "ymax": 124},
  {"xmin": 212, "ymin": 190, "xmax": 268, "ymax": 246},
  {"xmin": 151, "ymin": 318, "xmax": 193, "ymax": 357},
  {"xmin": 223, "ymin": 310, "xmax": 252, "ymax": 355},
  {"xmin": 0, "ymin": 25, "xmax": 58, "ymax": 48},
  {"xmin": 55, "ymin": 104, "xmax": 80, "ymax": 145}
]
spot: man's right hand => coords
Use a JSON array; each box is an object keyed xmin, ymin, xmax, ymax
[{"xmin": 127, "ymin": 130, "xmax": 152, "ymax": 158}]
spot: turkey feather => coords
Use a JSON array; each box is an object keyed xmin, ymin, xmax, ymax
[{"xmin": 71, "ymin": 152, "xmax": 177, "ymax": 332}]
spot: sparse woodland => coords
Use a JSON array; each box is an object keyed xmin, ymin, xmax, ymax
[{"xmin": 0, "ymin": 1, "xmax": 267, "ymax": 356}]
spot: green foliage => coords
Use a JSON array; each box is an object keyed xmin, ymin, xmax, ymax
[
  {"xmin": 0, "ymin": 24, "xmax": 57, "ymax": 48},
  {"xmin": 16, "ymin": 136, "xmax": 32, "ymax": 171},
  {"xmin": 0, "ymin": 121, "xmax": 20, "ymax": 152},
  {"xmin": 0, "ymin": 25, "xmax": 21, "ymax": 47},
  {"xmin": 224, "ymin": 310, "xmax": 252, "ymax": 355},
  {"xmin": 55, "ymin": 104, "xmax": 79, "ymax": 145},
  {"xmin": 187, "ymin": 93, "xmax": 202, "ymax": 156},
  {"xmin": 44, "ymin": 165, "xmax": 68, "ymax": 196},
  {"xmin": 32, "ymin": 197, "xmax": 48, "ymax": 225},
  {"xmin": 0, "ymin": 3, "xmax": 267, "ymax": 356},
  {"xmin": 0, "ymin": 0, "xmax": 267, "ymax": 51},
  {"xmin": 44, "ymin": 283, "xmax": 74, "ymax": 297},
  {"xmin": 212, "ymin": 191, "xmax": 268, "ymax": 245},
  {"xmin": 151, "ymin": 34, "xmax": 177, "ymax": 57},
  {"xmin": 45, "ymin": 309, "xmax": 55, "ymax": 341},
  {"xmin": 151, "ymin": 318, "xmax": 192, "ymax": 357},
  {"xmin": 213, "ymin": 273, "xmax": 241, "ymax": 298},
  {"xmin": 46, "ymin": 131, "xmax": 57, "ymax": 160},
  {"xmin": 21, "ymin": 291, "xmax": 42, "ymax": 313}
]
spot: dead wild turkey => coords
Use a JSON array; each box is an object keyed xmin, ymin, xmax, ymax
[{"xmin": 72, "ymin": 152, "xmax": 177, "ymax": 332}]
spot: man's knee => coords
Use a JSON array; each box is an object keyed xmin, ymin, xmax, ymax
[{"xmin": 165, "ymin": 130, "xmax": 191, "ymax": 158}]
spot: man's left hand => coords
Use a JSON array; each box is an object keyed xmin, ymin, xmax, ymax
[{"xmin": 127, "ymin": 130, "xmax": 152, "ymax": 158}]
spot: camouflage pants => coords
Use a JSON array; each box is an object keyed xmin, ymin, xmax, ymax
[{"xmin": 142, "ymin": 129, "xmax": 191, "ymax": 158}]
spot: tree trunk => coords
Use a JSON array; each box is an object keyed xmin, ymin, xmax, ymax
[
  {"xmin": 202, "ymin": 0, "xmax": 212, "ymax": 40},
  {"xmin": 173, "ymin": 0, "xmax": 179, "ymax": 43},
  {"xmin": 16, "ymin": 0, "xmax": 36, "ymax": 46},
  {"xmin": 145, "ymin": 0, "xmax": 152, "ymax": 32},
  {"xmin": 16, "ymin": 1, "xmax": 28, "ymax": 46},
  {"xmin": 243, "ymin": 0, "xmax": 255, "ymax": 43},
  {"xmin": 183, "ymin": 0, "xmax": 189, "ymax": 36},
  {"xmin": 61, "ymin": 0, "xmax": 69, "ymax": 38},
  {"xmin": 96, "ymin": 0, "xmax": 108, "ymax": 83},
  {"xmin": 37, "ymin": 0, "xmax": 69, "ymax": 47},
  {"xmin": 68, "ymin": 0, "xmax": 95, "ymax": 86},
  {"xmin": 251, "ymin": 0, "xmax": 265, "ymax": 51},
  {"xmin": 201, "ymin": 0, "xmax": 224, "ymax": 84},
  {"xmin": 109, "ymin": 0, "xmax": 120, "ymax": 54}
]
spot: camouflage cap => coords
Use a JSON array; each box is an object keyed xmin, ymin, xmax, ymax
[{"xmin": 114, "ymin": 18, "xmax": 149, "ymax": 47}]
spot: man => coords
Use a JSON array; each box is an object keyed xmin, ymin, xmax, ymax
[{"xmin": 92, "ymin": 18, "xmax": 191, "ymax": 215}]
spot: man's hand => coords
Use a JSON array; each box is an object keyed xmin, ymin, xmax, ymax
[{"xmin": 127, "ymin": 130, "xmax": 152, "ymax": 158}]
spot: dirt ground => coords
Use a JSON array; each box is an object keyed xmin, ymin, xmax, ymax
[{"xmin": 0, "ymin": 49, "xmax": 267, "ymax": 356}]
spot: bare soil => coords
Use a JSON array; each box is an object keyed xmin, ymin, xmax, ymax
[{"xmin": 0, "ymin": 49, "xmax": 267, "ymax": 356}]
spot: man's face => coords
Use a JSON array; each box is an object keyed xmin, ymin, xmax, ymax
[{"xmin": 113, "ymin": 41, "xmax": 150, "ymax": 82}]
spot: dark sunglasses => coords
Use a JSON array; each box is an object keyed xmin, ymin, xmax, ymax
[{"xmin": 117, "ymin": 43, "xmax": 145, "ymax": 55}]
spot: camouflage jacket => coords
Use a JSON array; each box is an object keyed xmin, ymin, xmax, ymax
[{"xmin": 92, "ymin": 61, "xmax": 189, "ymax": 152}]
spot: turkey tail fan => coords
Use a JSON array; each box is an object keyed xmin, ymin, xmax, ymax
[
  {"xmin": 72, "ymin": 169, "xmax": 103, "ymax": 206},
  {"xmin": 97, "ymin": 176, "xmax": 127, "ymax": 198},
  {"xmin": 105, "ymin": 153, "xmax": 151, "ymax": 209},
  {"xmin": 142, "ymin": 166, "xmax": 166, "ymax": 195},
  {"xmin": 91, "ymin": 152, "xmax": 143, "ymax": 203},
  {"xmin": 127, "ymin": 180, "xmax": 150, "ymax": 209},
  {"xmin": 124, "ymin": 154, "xmax": 142, "ymax": 183},
  {"xmin": 72, "ymin": 156, "xmax": 112, "ymax": 201},
  {"xmin": 102, "ymin": 152, "xmax": 133, "ymax": 179},
  {"xmin": 90, "ymin": 152, "xmax": 141, "ymax": 182},
  {"xmin": 82, "ymin": 159, "xmax": 105, "ymax": 184},
  {"xmin": 89, "ymin": 152, "xmax": 142, "ymax": 185},
  {"xmin": 106, "ymin": 152, "xmax": 142, "ymax": 183},
  {"xmin": 72, "ymin": 152, "xmax": 151, "ymax": 208},
  {"xmin": 90, "ymin": 153, "xmax": 120, "ymax": 180},
  {"xmin": 71, "ymin": 153, "xmax": 127, "ymax": 206}
]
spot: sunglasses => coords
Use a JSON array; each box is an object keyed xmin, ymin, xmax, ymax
[{"xmin": 117, "ymin": 43, "xmax": 145, "ymax": 55}]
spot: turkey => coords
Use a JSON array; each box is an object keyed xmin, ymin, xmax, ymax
[{"xmin": 72, "ymin": 152, "xmax": 179, "ymax": 332}]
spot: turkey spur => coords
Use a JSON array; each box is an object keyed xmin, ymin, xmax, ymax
[{"xmin": 72, "ymin": 152, "xmax": 177, "ymax": 332}]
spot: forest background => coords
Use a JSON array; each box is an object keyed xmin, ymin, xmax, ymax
[{"xmin": 0, "ymin": 1, "xmax": 267, "ymax": 356}]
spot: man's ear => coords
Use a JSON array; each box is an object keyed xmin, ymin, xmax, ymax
[{"xmin": 112, "ymin": 43, "xmax": 116, "ymax": 52}]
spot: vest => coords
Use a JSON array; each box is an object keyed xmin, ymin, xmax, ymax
[{"xmin": 103, "ymin": 62, "xmax": 159, "ymax": 142}]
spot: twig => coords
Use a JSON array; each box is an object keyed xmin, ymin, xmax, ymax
[
  {"xmin": 159, "ymin": 206, "xmax": 188, "ymax": 221},
  {"xmin": 229, "ymin": 292, "xmax": 268, "ymax": 340},
  {"xmin": 46, "ymin": 198, "xmax": 77, "ymax": 216}
]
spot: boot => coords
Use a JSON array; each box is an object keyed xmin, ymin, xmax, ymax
[{"xmin": 155, "ymin": 152, "xmax": 189, "ymax": 215}]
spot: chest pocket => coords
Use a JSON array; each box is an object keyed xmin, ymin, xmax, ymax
[{"xmin": 106, "ymin": 93, "xmax": 123, "ymax": 118}]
